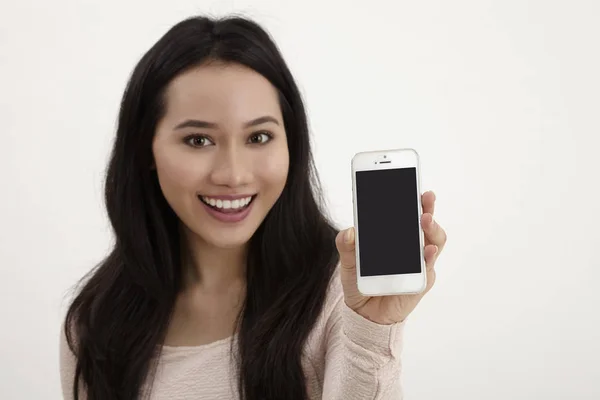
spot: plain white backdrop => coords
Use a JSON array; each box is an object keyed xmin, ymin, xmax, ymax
[{"xmin": 1, "ymin": 0, "xmax": 599, "ymax": 399}]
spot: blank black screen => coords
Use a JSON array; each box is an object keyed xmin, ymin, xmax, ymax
[{"xmin": 355, "ymin": 168, "xmax": 421, "ymax": 276}]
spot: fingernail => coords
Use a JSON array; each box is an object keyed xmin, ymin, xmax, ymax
[
  {"xmin": 429, "ymin": 216, "xmax": 435, "ymax": 228},
  {"xmin": 345, "ymin": 228, "xmax": 354, "ymax": 243},
  {"xmin": 434, "ymin": 245, "xmax": 439, "ymax": 255}
]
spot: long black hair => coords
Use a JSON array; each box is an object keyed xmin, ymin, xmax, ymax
[{"xmin": 64, "ymin": 15, "xmax": 339, "ymax": 400}]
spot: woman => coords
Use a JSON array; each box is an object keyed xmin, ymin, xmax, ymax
[{"xmin": 59, "ymin": 15, "xmax": 447, "ymax": 400}]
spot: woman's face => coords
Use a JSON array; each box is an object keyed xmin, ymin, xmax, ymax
[{"xmin": 152, "ymin": 62, "xmax": 289, "ymax": 249}]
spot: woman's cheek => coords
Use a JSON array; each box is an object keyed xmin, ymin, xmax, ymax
[{"xmin": 256, "ymin": 147, "xmax": 289, "ymax": 185}]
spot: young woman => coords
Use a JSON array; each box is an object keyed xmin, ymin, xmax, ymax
[{"xmin": 59, "ymin": 15, "xmax": 447, "ymax": 400}]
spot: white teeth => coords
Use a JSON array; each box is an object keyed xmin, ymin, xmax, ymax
[{"xmin": 201, "ymin": 196, "xmax": 253, "ymax": 210}]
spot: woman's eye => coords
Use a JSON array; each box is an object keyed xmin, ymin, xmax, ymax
[
  {"xmin": 185, "ymin": 135, "xmax": 213, "ymax": 148},
  {"xmin": 248, "ymin": 132, "xmax": 273, "ymax": 145}
]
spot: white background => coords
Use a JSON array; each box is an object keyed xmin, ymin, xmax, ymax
[{"xmin": 1, "ymin": 0, "xmax": 599, "ymax": 399}]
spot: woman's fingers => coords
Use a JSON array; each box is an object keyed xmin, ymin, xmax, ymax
[
  {"xmin": 423, "ymin": 244, "xmax": 438, "ymax": 293},
  {"xmin": 422, "ymin": 191, "xmax": 436, "ymax": 216},
  {"xmin": 424, "ymin": 244, "xmax": 438, "ymax": 268},
  {"xmin": 421, "ymin": 213, "xmax": 447, "ymax": 252}
]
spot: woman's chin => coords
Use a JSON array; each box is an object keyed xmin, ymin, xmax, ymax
[
  {"xmin": 197, "ymin": 229, "xmax": 256, "ymax": 250},
  {"xmin": 210, "ymin": 237, "xmax": 251, "ymax": 249}
]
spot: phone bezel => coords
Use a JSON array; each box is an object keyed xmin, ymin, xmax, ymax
[{"xmin": 351, "ymin": 148, "xmax": 427, "ymax": 296}]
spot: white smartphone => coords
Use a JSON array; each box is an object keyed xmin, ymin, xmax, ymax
[{"xmin": 351, "ymin": 148, "xmax": 426, "ymax": 296}]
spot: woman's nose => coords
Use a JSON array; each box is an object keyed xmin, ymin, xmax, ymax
[{"xmin": 209, "ymin": 148, "xmax": 252, "ymax": 188}]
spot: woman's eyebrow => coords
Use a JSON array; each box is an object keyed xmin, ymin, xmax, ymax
[{"xmin": 174, "ymin": 115, "xmax": 280, "ymax": 130}]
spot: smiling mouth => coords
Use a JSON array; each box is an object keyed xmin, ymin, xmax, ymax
[{"xmin": 198, "ymin": 195, "xmax": 257, "ymax": 214}]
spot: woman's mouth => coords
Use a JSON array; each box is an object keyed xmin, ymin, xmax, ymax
[
  {"xmin": 199, "ymin": 195, "xmax": 255, "ymax": 213},
  {"xmin": 198, "ymin": 194, "xmax": 257, "ymax": 223}
]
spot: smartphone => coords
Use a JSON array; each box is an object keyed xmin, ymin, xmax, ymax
[{"xmin": 351, "ymin": 148, "xmax": 426, "ymax": 296}]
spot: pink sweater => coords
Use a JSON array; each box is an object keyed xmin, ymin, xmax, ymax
[{"xmin": 59, "ymin": 270, "xmax": 405, "ymax": 399}]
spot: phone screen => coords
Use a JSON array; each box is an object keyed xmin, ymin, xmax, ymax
[{"xmin": 355, "ymin": 167, "xmax": 421, "ymax": 276}]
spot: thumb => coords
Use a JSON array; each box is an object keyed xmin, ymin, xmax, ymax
[
  {"xmin": 335, "ymin": 228, "xmax": 364, "ymax": 306},
  {"xmin": 335, "ymin": 227, "xmax": 356, "ymax": 269}
]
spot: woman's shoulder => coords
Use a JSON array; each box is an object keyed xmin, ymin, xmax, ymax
[{"xmin": 59, "ymin": 318, "xmax": 81, "ymax": 400}]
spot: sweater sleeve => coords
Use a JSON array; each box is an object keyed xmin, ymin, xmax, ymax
[{"xmin": 321, "ymin": 274, "xmax": 405, "ymax": 399}]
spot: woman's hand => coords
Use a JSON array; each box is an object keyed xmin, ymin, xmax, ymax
[{"xmin": 336, "ymin": 191, "xmax": 447, "ymax": 325}]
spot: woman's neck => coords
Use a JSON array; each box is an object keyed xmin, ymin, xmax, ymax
[{"xmin": 180, "ymin": 227, "xmax": 248, "ymax": 292}]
